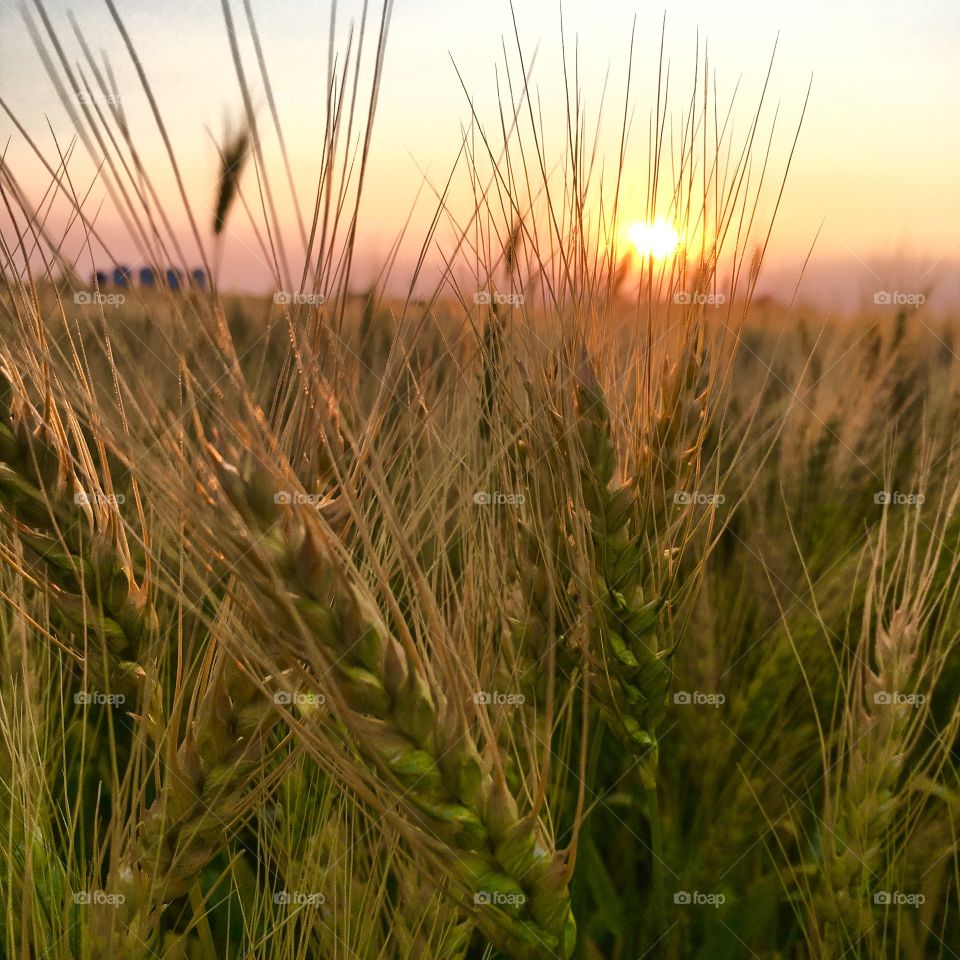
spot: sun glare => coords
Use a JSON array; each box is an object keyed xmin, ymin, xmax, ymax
[{"xmin": 628, "ymin": 218, "xmax": 681, "ymax": 261}]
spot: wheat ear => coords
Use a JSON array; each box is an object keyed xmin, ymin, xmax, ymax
[
  {"xmin": 571, "ymin": 355, "xmax": 670, "ymax": 770},
  {"xmin": 209, "ymin": 451, "xmax": 577, "ymax": 960},
  {"xmin": 510, "ymin": 353, "xmax": 670, "ymax": 762},
  {"xmin": 0, "ymin": 373, "xmax": 150, "ymax": 694},
  {"xmin": 97, "ymin": 647, "xmax": 281, "ymax": 956},
  {"xmin": 818, "ymin": 603, "xmax": 927, "ymax": 951}
]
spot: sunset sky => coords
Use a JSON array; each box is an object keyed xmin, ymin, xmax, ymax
[{"xmin": 2, "ymin": 0, "xmax": 958, "ymax": 309}]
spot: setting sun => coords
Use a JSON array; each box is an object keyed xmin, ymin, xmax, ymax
[{"xmin": 628, "ymin": 217, "xmax": 681, "ymax": 260}]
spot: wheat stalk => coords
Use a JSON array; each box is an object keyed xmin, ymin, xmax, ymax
[
  {"xmin": 814, "ymin": 505, "xmax": 960, "ymax": 956},
  {"xmin": 514, "ymin": 352, "xmax": 672, "ymax": 771},
  {"xmin": 818, "ymin": 602, "xmax": 926, "ymax": 952},
  {"xmin": 571, "ymin": 354, "xmax": 670, "ymax": 769},
  {"xmin": 95, "ymin": 642, "xmax": 282, "ymax": 955},
  {"xmin": 206, "ymin": 449, "xmax": 577, "ymax": 960},
  {"xmin": 0, "ymin": 372, "xmax": 150, "ymax": 695},
  {"xmin": 213, "ymin": 122, "xmax": 251, "ymax": 237}
]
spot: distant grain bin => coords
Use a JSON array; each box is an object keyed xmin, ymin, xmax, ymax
[{"xmin": 89, "ymin": 264, "xmax": 204, "ymax": 293}]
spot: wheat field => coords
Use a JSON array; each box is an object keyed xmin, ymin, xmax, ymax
[{"xmin": 0, "ymin": 3, "xmax": 958, "ymax": 959}]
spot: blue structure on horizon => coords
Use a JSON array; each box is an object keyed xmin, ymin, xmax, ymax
[
  {"xmin": 165, "ymin": 268, "xmax": 185, "ymax": 290},
  {"xmin": 89, "ymin": 266, "xmax": 208, "ymax": 292}
]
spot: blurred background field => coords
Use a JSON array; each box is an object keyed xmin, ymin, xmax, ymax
[{"xmin": 4, "ymin": 273, "xmax": 958, "ymax": 957}]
